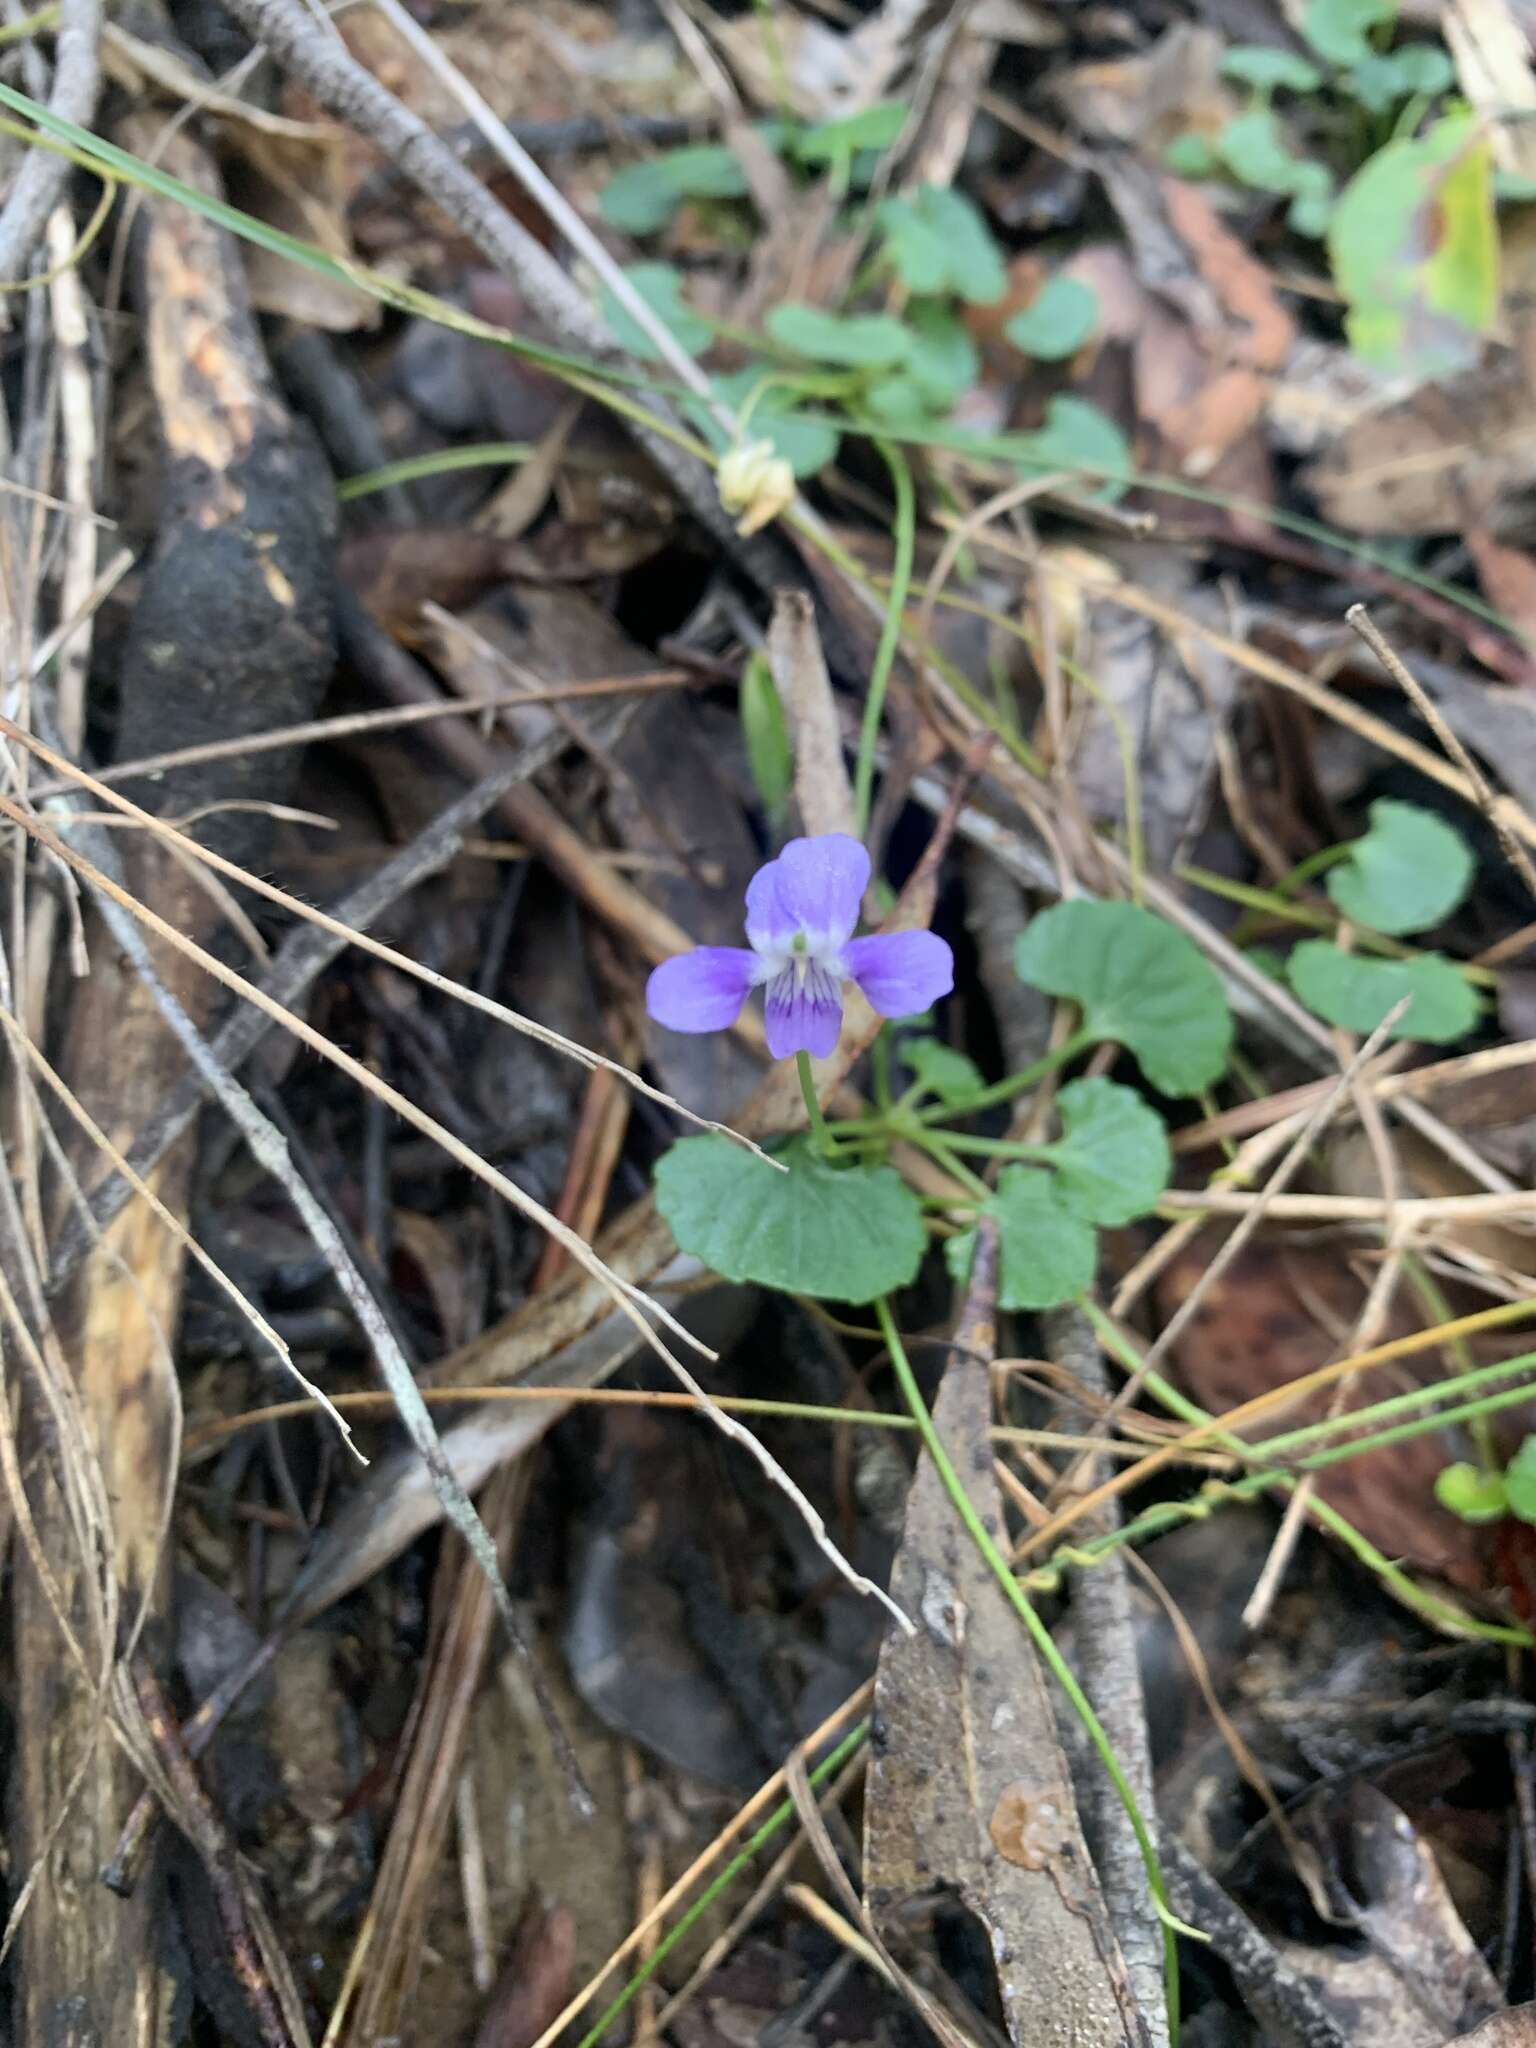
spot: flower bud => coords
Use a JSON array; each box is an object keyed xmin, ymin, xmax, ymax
[{"xmin": 717, "ymin": 438, "xmax": 795, "ymax": 537}]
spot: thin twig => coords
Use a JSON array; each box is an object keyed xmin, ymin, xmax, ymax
[
  {"xmin": 0, "ymin": 0, "xmax": 99, "ymax": 284},
  {"xmin": 1347, "ymin": 602, "xmax": 1536, "ymax": 899}
]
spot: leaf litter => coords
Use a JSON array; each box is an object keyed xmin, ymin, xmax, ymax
[{"xmin": 9, "ymin": 0, "xmax": 1536, "ymax": 2042}]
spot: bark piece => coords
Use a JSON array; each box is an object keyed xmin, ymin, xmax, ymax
[{"xmin": 864, "ymin": 1249, "xmax": 1150, "ymax": 2048}]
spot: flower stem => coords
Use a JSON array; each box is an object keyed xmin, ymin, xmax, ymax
[
  {"xmin": 873, "ymin": 1297, "xmax": 1188, "ymax": 2036},
  {"xmin": 915, "ymin": 1022, "xmax": 1096, "ymax": 1125},
  {"xmin": 796, "ymin": 1050, "xmax": 837, "ymax": 1158},
  {"xmin": 852, "ymin": 437, "xmax": 915, "ymax": 836}
]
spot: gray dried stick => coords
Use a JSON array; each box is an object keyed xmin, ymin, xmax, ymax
[
  {"xmin": 1044, "ymin": 1306, "xmax": 1168, "ymax": 2048},
  {"xmin": 0, "ymin": 0, "xmax": 100, "ymax": 285},
  {"xmin": 214, "ymin": 0, "xmax": 788, "ymax": 584}
]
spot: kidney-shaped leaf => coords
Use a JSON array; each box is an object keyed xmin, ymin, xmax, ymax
[
  {"xmin": 1326, "ymin": 798, "xmax": 1474, "ymax": 936},
  {"xmin": 599, "ymin": 263, "xmax": 711, "ymax": 359},
  {"xmin": 1040, "ymin": 1077, "xmax": 1171, "ymax": 1226},
  {"xmin": 766, "ymin": 303, "xmax": 913, "ymax": 368},
  {"xmin": 1505, "ymin": 1436, "xmax": 1536, "ymax": 1524},
  {"xmin": 901, "ymin": 1035, "xmax": 984, "ymax": 1105},
  {"xmin": 1004, "ymin": 275, "xmax": 1099, "ymax": 361},
  {"xmin": 1287, "ymin": 940, "xmax": 1479, "ymax": 1044},
  {"xmin": 655, "ymin": 1136, "xmax": 925, "ymax": 1303},
  {"xmin": 945, "ymin": 1167, "xmax": 1096, "ymax": 1311},
  {"xmin": 1014, "ymin": 900, "xmax": 1233, "ymax": 1096}
]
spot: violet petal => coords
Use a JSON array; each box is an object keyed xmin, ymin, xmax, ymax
[
  {"xmin": 771, "ymin": 835, "xmax": 871, "ymax": 948},
  {"xmin": 745, "ymin": 860, "xmax": 796, "ymax": 956},
  {"xmin": 646, "ymin": 947, "xmax": 757, "ymax": 1033},
  {"xmin": 843, "ymin": 930, "xmax": 954, "ymax": 1018},
  {"xmin": 763, "ymin": 961, "xmax": 844, "ymax": 1059}
]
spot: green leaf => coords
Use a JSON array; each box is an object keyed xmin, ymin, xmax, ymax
[
  {"xmin": 598, "ymin": 262, "xmax": 711, "ymax": 359},
  {"xmin": 1303, "ymin": 0, "xmax": 1395, "ymax": 67},
  {"xmin": 863, "ymin": 373, "xmax": 936, "ymax": 426},
  {"xmin": 654, "ymin": 1135, "xmax": 926, "ymax": 1303},
  {"xmin": 1009, "ymin": 397, "xmax": 1132, "ymax": 492},
  {"xmin": 1325, "ymin": 798, "xmax": 1475, "ymax": 936},
  {"xmin": 1221, "ymin": 46, "xmax": 1324, "ymax": 92},
  {"xmin": 794, "ymin": 99, "xmax": 909, "ymax": 163},
  {"xmin": 877, "ymin": 185, "xmax": 1006, "ymax": 304},
  {"xmin": 1219, "ymin": 106, "xmax": 1313, "ymax": 196},
  {"xmin": 1166, "ymin": 133, "xmax": 1219, "ymax": 177},
  {"xmin": 1014, "ymin": 900, "xmax": 1233, "ymax": 1096},
  {"xmin": 1342, "ymin": 45, "xmax": 1454, "ymax": 113},
  {"xmin": 598, "ymin": 145, "xmax": 751, "ymax": 234},
  {"xmin": 1286, "ymin": 159, "xmax": 1336, "ymax": 237},
  {"xmin": 702, "ymin": 369, "xmax": 841, "ymax": 477},
  {"xmin": 1039, "ymin": 1078, "xmax": 1171, "ymax": 1226},
  {"xmin": 906, "ymin": 300, "xmax": 979, "ymax": 405},
  {"xmin": 739, "ymin": 651, "xmax": 792, "ymax": 818},
  {"xmin": 1286, "ymin": 941, "xmax": 1479, "ymax": 1043},
  {"xmin": 945, "ymin": 1168, "xmax": 1097, "ymax": 1311},
  {"xmin": 1004, "ymin": 275, "xmax": 1099, "ymax": 361},
  {"xmin": 765, "ymin": 302, "xmax": 913, "ymax": 368},
  {"xmin": 901, "ymin": 1035, "xmax": 984, "ymax": 1105},
  {"xmin": 1435, "ymin": 1460, "xmax": 1508, "ymax": 1523},
  {"xmin": 1505, "ymin": 1436, "xmax": 1536, "ymax": 1522},
  {"xmin": 1328, "ymin": 111, "xmax": 1500, "ymax": 379}
]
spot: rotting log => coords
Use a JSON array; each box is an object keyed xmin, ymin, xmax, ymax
[{"xmin": 11, "ymin": 110, "xmax": 333, "ymax": 2047}]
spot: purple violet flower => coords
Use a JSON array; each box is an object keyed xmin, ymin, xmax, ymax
[{"xmin": 646, "ymin": 833, "xmax": 954, "ymax": 1060}]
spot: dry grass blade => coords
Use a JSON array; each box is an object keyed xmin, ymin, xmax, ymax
[{"xmin": 0, "ymin": 710, "xmax": 775, "ymax": 1163}]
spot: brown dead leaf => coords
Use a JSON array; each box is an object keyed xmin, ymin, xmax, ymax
[
  {"xmin": 341, "ymin": 531, "xmax": 555, "ymax": 639},
  {"xmin": 1160, "ymin": 177, "xmax": 1295, "ymax": 371},
  {"xmin": 473, "ymin": 1903, "xmax": 577, "ymax": 2048},
  {"xmin": 1276, "ymin": 1785, "xmax": 1503, "ymax": 2047},
  {"xmin": 1086, "ymin": 171, "xmax": 1291, "ymax": 484},
  {"xmin": 1302, "ymin": 350, "xmax": 1536, "ymax": 534},
  {"xmin": 1155, "ymin": 1236, "xmax": 1487, "ymax": 1589},
  {"xmin": 1045, "ymin": 542, "xmax": 1237, "ymax": 866},
  {"xmin": 864, "ymin": 1225, "xmax": 1150, "ymax": 2048},
  {"xmin": 768, "ymin": 591, "xmax": 856, "ymax": 841},
  {"xmin": 1468, "ymin": 527, "xmax": 1536, "ymax": 645},
  {"xmin": 1449, "ymin": 2009, "xmax": 1536, "ymax": 2044},
  {"xmin": 1052, "ymin": 24, "xmax": 1233, "ymax": 152}
]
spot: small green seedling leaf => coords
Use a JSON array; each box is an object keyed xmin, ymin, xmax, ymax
[
  {"xmin": 1218, "ymin": 106, "xmax": 1312, "ymax": 196},
  {"xmin": 699, "ymin": 369, "xmax": 842, "ymax": 477},
  {"xmin": 907, "ymin": 301, "xmax": 979, "ymax": 406},
  {"xmin": 945, "ymin": 1167, "xmax": 1097, "ymax": 1310},
  {"xmin": 795, "ymin": 99, "xmax": 909, "ymax": 163},
  {"xmin": 654, "ymin": 1135, "xmax": 925, "ymax": 1303},
  {"xmin": 1285, "ymin": 159, "xmax": 1336, "ymax": 238},
  {"xmin": 1221, "ymin": 45, "xmax": 1325, "ymax": 92},
  {"xmin": 1436, "ymin": 1461, "xmax": 1508, "ymax": 1523},
  {"xmin": 1015, "ymin": 900, "xmax": 1233, "ymax": 1096},
  {"xmin": 1008, "ymin": 397, "xmax": 1132, "ymax": 492},
  {"xmin": 1303, "ymin": 0, "xmax": 1395, "ymax": 68},
  {"xmin": 1342, "ymin": 44, "xmax": 1455, "ymax": 113},
  {"xmin": 877, "ymin": 185, "xmax": 1006, "ymax": 304},
  {"xmin": 1505, "ymin": 1435, "xmax": 1536, "ymax": 1522},
  {"xmin": 766, "ymin": 302, "xmax": 913, "ymax": 368},
  {"xmin": 901, "ymin": 1035, "xmax": 984, "ymax": 1105},
  {"xmin": 1004, "ymin": 275, "xmax": 1099, "ymax": 361},
  {"xmin": 1039, "ymin": 1077, "xmax": 1171, "ymax": 1227},
  {"xmin": 598, "ymin": 145, "xmax": 751, "ymax": 234},
  {"xmin": 1287, "ymin": 941, "xmax": 1479, "ymax": 1043},
  {"xmin": 599, "ymin": 263, "xmax": 711, "ymax": 359},
  {"xmin": 1328, "ymin": 110, "xmax": 1499, "ymax": 379},
  {"xmin": 1325, "ymin": 798, "xmax": 1475, "ymax": 936},
  {"xmin": 863, "ymin": 375, "xmax": 935, "ymax": 427},
  {"xmin": 739, "ymin": 651, "xmax": 792, "ymax": 819},
  {"xmin": 1166, "ymin": 133, "xmax": 1219, "ymax": 176}
]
